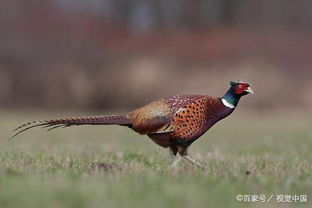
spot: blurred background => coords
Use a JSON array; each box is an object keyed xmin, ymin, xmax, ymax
[{"xmin": 1, "ymin": 0, "xmax": 312, "ymax": 113}]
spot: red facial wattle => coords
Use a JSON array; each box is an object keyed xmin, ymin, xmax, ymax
[{"xmin": 234, "ymin": 84, "xmax": 246, "ymax": 94}]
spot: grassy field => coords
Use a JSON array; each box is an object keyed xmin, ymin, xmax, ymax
[{"xmin": 0, "ymin": 110, "xmax": 311, "ymax": 208}]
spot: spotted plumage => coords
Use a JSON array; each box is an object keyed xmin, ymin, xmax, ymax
[{"xmin": 12, "ymin": 81, "xmax": 254, "ymax": 168}]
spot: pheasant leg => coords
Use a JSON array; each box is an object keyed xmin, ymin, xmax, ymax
[{"xmin": 182, "ymin": 155, "xmax": 205, "ymax": 169}]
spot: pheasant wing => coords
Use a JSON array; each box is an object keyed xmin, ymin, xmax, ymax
[{"xmin": 127, "ymin": 99, "xmax": 173, "ymax": 134}]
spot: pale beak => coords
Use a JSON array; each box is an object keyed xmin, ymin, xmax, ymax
[{"xmin": 245, "ymin": 87, "xmax": 254, "ymax": 95}]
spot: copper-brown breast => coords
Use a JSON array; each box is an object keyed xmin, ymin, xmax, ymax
[{"xmin": 167, "ymin": 97, "xmax": 212, "ymax": 140}]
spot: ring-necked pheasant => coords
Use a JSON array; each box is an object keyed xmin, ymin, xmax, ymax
[{"xmin": 12, "ymin": 81, "xmax": 253, "ymax": 168}]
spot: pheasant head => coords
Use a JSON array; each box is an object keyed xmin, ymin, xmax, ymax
[{"xmin": 221, "ymin": 81, "xmax": 254, "ymax": 108}]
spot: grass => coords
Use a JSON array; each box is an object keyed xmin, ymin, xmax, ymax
[{"xmin": 0, "ymin": 110, "xmax": 311, "ymax": 208}]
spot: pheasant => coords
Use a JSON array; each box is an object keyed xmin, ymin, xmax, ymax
[{"xmin": 12, "ymin": 81, "xmax": 253, "ymax": 168}]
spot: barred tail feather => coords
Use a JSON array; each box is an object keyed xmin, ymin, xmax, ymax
[{"xmin": 10, "ymin": 115, "xmax": 131, "ymax": 140}]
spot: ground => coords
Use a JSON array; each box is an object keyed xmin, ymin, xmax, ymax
[{"xmin": 0, "ymin": 110, "xmax": 311, "ymax": 208}]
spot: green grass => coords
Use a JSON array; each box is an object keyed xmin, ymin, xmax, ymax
[{"xmin": 0, "ymin": 110, "xmax": 311, "ymax": 208}]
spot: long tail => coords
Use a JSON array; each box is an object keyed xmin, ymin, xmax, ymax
[{"xmin": 10, "ymin": 115, "xmax": 132, "ymax": 140}]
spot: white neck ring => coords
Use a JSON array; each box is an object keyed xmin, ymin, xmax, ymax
[{"xmin": 221, "ymin": 98, "xmax": 235, "ymax": 109}]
